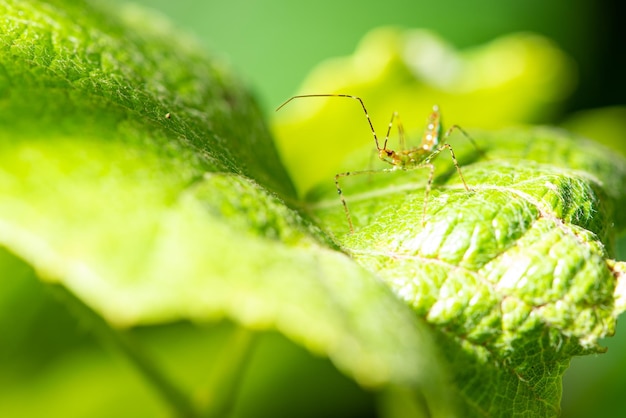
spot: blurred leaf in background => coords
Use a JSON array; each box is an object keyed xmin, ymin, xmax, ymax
[
  {"xmin": 272, "ymin": 28, "xmax": 576, "ymax": 194},
  {"xmin": 127, "ymin": 0, "xmax": 624, "ymax": 115}
]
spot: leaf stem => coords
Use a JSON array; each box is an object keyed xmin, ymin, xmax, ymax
[
  {"xmin": 47, "ymin": 284, "xmax": 198, "ymax": 417},
  {"xmin": 197, "ymin": 326, "xmax": 257, "ymax": 418}
]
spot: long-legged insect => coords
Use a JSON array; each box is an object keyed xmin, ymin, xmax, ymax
[{"xmin": 276, "ymin": 94, "xmax": 480, "ymax": 233}]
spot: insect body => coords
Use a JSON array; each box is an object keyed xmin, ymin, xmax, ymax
[{"xmin": 277, "ymin": 94, "xmax": 479, "ymax": 233}]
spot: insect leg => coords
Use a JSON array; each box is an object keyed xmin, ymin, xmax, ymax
[
  {"xmin": 444, "ymin": 124, "xmax": 482, "ymax": 155},
  {"xmin": 384, "ymin": 111, "xmax": 406, "ymax": 151},
  {"xmin": 335, "ymin": 171, "xmax": 356, "ymax": 233},
  {"xmin": 427, "ymin": 143, "xmax": 472, "ymax": 191},
  {"xmin": 335, "ymin": 167, "xmax": 398, "ymax": 233},
  {"xmin": 382, "ymin": 111, "xmax": 396, "ymax": 150}
]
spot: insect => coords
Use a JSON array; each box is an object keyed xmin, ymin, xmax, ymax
[{"xmin": 276, "ymin": 94, "xmax": 480, "ymax": 233}]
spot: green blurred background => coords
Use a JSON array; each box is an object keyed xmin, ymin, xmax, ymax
[
  {"xmin": 125, "ymin": 0, "xmax": 625, "ymax": 417},
  {"xmin": 127, "ymin": 0, "xmax": 624, "ymax": 115}
]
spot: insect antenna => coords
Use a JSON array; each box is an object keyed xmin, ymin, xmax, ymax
[{"xmin": 276, "ymin": 94, "xmax": 385, "ymax": 151}]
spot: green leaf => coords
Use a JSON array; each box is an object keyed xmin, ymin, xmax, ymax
[
  {"xmin": 2, "ymin": 1, "xmax": 625, "ymax": 417},
  {"xmin": 307, "ymin": 126, "xmax": 626, "ymax": 416},
  {"xmin": 0, "ymin": 0, "xmax": 450, "ymax": 416}
]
